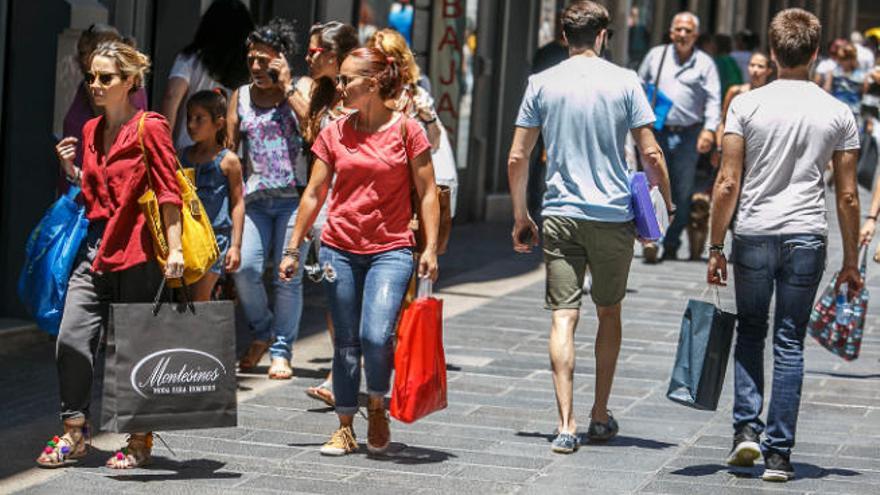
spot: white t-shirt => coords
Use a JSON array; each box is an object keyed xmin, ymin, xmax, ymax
[
  {"xmin": 856, "ymin": 44, "xmax": 876, "ymax": 73},
  {"xmin": 815, "ymin": 58, "xmax": 838, "ymax": 75},
  {"xmin": 725, "ymin": 80, "xmax": 860, "ymax": 236},
  {"xmin": 168, "ymin": 52, "xmax": 227, "ymax": 148}
]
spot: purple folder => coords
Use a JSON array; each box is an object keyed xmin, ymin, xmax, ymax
[{"xmin": 630, "ymin": 172, "xmax": 662, "ymax": 241}]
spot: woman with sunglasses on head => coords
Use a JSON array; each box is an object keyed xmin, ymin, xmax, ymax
[
  {"xmin": 298, "ymin": 21, "xmax": 359, "ymax": 408},
  {"xmin": 369, "ymin": 29, "xmax": 441, "ymax": 151},
  {"xmin": 39, "ymin": 41, "xmax": 184, "ymax": 470},
  {"xmin": 279, "ymin": 48, "xmax": 440, "ymax": 456},
  {"xmin": 228, "ymin": 18, "xmax": 307, "ymax": 380},
  {"xmin": 62, "ymin": 24, "xmax": 148, "ymax": 189}
]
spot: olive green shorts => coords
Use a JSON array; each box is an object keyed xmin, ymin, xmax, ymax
[{"xmin": 543, "ymin": 215, "xmax": 635, "ymax": 309}]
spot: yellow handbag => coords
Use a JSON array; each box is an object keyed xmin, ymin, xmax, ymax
[{"xmin": 136, "ymin": 113, "xmax": 219, "ymax": 287}]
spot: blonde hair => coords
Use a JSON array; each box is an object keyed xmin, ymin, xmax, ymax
[
  {"xmin": 90, "ymin": 40, "xmax": 151, "ymax": 93},
  {"xmin": 369, "ymin": 29, "xmax": 420, "ymax": 89}
]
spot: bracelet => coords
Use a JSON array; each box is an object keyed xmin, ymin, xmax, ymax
[
  {"xmin": 709, "ymin": 243, "xmax": 725, "ymax": 252},
  {"xmin": 420, "ymin": 115, "xmax": 438, "ymax": 124},
  {"xmin": 65, "ymin": 167, "xmax": 81, "ymax": 184},
  {"xmin": 282, "ymin": 247, "xmax": 300, "ymax": 260}
]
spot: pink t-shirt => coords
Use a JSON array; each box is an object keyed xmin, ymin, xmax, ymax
[{"xmin": 312, "ymin": 114, "xmax": 431, "ymax": 254}]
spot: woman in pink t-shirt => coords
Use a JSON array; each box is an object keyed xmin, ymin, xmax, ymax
[{"xmin": 280, "ymin": 47, "xmax": 439, "ymax": 456}]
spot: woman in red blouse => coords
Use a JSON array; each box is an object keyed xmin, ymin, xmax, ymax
[
  {"xmin": 36, "ymin": 41, "xmax": 184, "ymax": 470},
  {"xmin": 279, "ymin": 47, "xmax": 439, "ymax": 456}
]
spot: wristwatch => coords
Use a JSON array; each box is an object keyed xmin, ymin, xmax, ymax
[{"xmin": 284, "ymin": 85, "xmax": 296, "ymax": 99}]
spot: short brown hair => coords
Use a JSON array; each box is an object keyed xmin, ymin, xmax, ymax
[
  {"xmin": 768, "ymin": 8, "xmax": 821, "ymax": 68},
  {"xmin": 562, "ymin": 1, "xmax": 610, "ymax": 49}
]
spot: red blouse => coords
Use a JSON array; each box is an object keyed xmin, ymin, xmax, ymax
[{"xmin": 80, "ymin": 110, "xmax": 182, "ymax": 273}]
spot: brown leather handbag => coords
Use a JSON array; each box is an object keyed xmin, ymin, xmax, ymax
[{"xmin": 401, "ymin": 117, "xmax": 452, "ymax": 255}]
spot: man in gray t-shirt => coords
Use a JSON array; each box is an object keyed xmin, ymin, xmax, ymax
[
  {"xmin": 707, "ymin": 8, "xmax": 862, "ymax": 483},
  {"xmin": 508, "ymin": 1, "xmax": 672, "ymax": 455}
]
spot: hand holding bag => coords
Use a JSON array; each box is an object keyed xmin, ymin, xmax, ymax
[
  {"xmin": 808, "ymin": 246, "xmax": 869, "ymax": 361},
  {"xmin": 667, "ymin": 286, "xmax": 736, "ymax": 410},
  {"xmin": 17, "ymin": 185, "xmax": 89, "ymax": 335},
  {"xmin": 101, "ymin": 279, "xmax": 237, "ymax": 432},
  {"xmin": 630, "ymin": 172, "xmax": 663, "ymax": 241},
  {"xmin": 136, "ymin": 113, "xmax": 219, "ymax": 287},
  {"xmin": 390, "ymin": 278, "xmax": 447, "ymax": 423}
]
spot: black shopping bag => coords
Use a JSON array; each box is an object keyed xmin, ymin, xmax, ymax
[
  {"xmin": 857, "ymin": 129, "xmax": 878, "ymax": 190},
  {"xmin": 666, "ymin": 289, "xmax": 736, "ymax": 411},
  {"xmin": 102, "ymin": 281, "xmax": 237, "ymax": 433}
]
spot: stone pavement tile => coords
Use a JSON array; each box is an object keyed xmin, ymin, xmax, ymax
[
  {"xmin": 520, "ymin": 467, "xmax": 650, "ymax": 494},
  {"xmin": 16, "ymin": 473, "xmax": 133, "ymax": 495},
  {"xmin": 731, "ymin": 472, "xmax": 878, "ymax": 494},
  {"xmin": 236, "ymin": 474, "xmax": 367, "ymax": 495},
  {"xmin": 639, "ymin": 480, "xmax": 804, "ymax": 494},
  {"xmin": 289, "ymin": 448, "xmax": 460, "ymax": 476},
  {"xmin": 449, "ymin": 464, "xmax": 538, "ymax": 484},
  {"xmin": 551, "ymin": 450, "xmax": 673, "ymax": 472},
  {"xmin": 655, "ymin": 464, "xmax": 743, "ymax": 487},
  {"xmin": 839, "ymin": 444, "xmax": 880, "ymax": 459},
  {"xmin": 146, "ymin": 434, "xmax": 306, "ymax": 461},
  {"xmin": 832, "ymin": 455, "xmax": 880, "ymax": 472},
  {"xmin": 345, "ymin": 469, "xmax": 524, "ymax": 494},
  {"xmin": 166, "ymin": 427, "xmax": 255, "ymax": 441},
  {"xmin": 693, "ymin": 435, "xmax": 843, "ymax": 456}
]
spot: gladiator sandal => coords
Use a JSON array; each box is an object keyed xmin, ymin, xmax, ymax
[
  {"xmin": 35, "ymin": 418, "xmax": 90, "ymax": 468},
  {"xmin": 106, "ymin": 432, "xmax": 153, "ymax": 469}
]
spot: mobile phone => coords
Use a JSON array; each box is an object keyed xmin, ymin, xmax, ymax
[{"xmin": 268, "ymin": 69, "xmax": 279, "ymax": 84}]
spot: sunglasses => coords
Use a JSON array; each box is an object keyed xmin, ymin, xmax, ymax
[
  {"xmin": 85, "ymin": 72, "xmax": 123, "ymax": 86},
  {"xmin": 336, "ymin": 74, "xmax": 365, "ymax": 87}
]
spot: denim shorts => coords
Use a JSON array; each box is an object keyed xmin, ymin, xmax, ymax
[{"xmin": 210, "ymin": 230, "xmax": 231, "ymax": 275}]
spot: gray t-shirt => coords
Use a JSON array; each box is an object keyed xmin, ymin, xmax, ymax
[
  {"xmin": 516, "ymin": 56, "xmax": 655, "ymax": 222},
  {"xmin": 725, "ymin": 80, "xmax": 860, "ymax": 236}
]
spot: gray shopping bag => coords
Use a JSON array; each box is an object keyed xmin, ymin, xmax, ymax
[
  {"xmin": 101, "ymin": 281, "xmax": 237, "ymax": 433},
  {"xmin": 666, "ymin": 289, "xmax": 736, "ymax": 411}
]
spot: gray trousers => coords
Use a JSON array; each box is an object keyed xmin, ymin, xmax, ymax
[{"xmin": 57, "ymin": 226, "xmax": 163, "ymax": 421}]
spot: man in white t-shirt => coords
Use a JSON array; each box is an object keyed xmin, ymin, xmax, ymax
[{"xmin": 707, "ymin": 9, "xmax": 862, "ymax": 483}]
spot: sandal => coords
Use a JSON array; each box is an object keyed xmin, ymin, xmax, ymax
[
  {"xmin": 305, "ymin": 379, "xmax": 335, "ymax": 407},
  {"xmin": 268, "ymin": 357, "xmax": 293, "ymax": 380},
  {"xmin": 239, "ymin": 340, "xmax": 269, "ymax": 372},
  {"xmin": 35, "ymin": 418, "xmax": 90, "ymax": 468},
  {"xmin": 106, "ymin": 432, "xmax": 153, "ymax": 469}
]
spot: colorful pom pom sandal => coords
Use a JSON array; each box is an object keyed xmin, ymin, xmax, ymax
[
  {"xmin": 35, "ymin": 418, "xmax": 91, "ymax": 468},
  {"xmin": 106, "ymin": 432, "xmax": 154, "ymax": 469}
]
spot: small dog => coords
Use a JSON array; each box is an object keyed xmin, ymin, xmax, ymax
[{"xmin": 688, "ymin": 192, "xmax": 711, "ymax": 261}]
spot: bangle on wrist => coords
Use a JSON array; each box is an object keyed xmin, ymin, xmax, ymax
[
  {"xmin": 420, "ymin": 114, "xmax": 437, "ymax": 124},
  {"xmin": 709, "ymin": 243, "xmax": 725, "ymax": 252},
  {"xmin": 282, "ymin": 247, "xmax": 300, "ymax": 260}
]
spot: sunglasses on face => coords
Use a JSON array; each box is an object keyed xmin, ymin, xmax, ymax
[
  {"xmin": 247, "ymin": 55, "xmax": 271, "ymax": 67},
  {"xmin": 336, "ymin": 74, "xmax": 365, "ymax": 87},
  {"xmin": 85, "ymin": 72, "xmax": 122, "ymax": 86}
]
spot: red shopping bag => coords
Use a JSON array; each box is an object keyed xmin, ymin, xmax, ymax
[{"xmin": 390, "ymin": 279, "xmax": 447, "ymax": 423}]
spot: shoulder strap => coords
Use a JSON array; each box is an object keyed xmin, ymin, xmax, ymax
[
  {"xmin": 651, "ymin": 45, "xmax": 670, "ymax": 108},
  {"xmin": 137, "ymin": 112, "xmax": 157, "ymax": 193}
]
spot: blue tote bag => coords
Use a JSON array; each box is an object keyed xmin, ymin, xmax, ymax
[
  {"xmin": 667, "ymin": 287, "xmax": 736, "ymax": 411},
  {"xmin": 18, "ymin": 185, "xmax": 89, "ymax": 335}
]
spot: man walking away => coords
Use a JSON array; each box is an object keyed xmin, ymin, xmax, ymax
[
  {"xmin": 707, "ymin": 8, "xmax": 862, "ymax": 483},
  {"xmin": 508, "ymin": 0, "xmax": 672, "ymax": 454},
  {"xmin": 639, "ymin": 12, "xmax": 721, "ymax": 263}
]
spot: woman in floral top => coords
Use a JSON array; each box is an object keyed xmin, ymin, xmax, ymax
[{"xmin": 227, "ymin": 18, "xmax": 306, "ymax": 379}]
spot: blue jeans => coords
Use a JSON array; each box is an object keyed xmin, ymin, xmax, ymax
[
  {"xmin": 655, "ymin": 125, "xmax": 701, "ymax": 254},
  {"xmin": 234, "ymin": 197, "xmax": 307, "ymax": 360},
  {"xmin": 732, "ymin": 234, "xmax": 826, "ymax": 456},
  {"xmin": 320, "ymin": 245, "xmax": 414, "ymax": 415}
]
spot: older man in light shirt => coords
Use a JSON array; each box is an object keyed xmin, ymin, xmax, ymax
[{"xmin": 639, "ymin": 12, "xmax": 721, "ymax": 262}]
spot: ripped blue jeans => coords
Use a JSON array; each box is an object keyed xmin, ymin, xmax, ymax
[
  {"xmin": 732, "ymin": 234, "xmax": 826, "ymax": 456},
  {"xmin": 320, "ymin": 245, "xmax": 414, "ymax": 415}
]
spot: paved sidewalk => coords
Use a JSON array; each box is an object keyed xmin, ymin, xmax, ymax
[{"xmin": 3, "ymin": 220, "xmax": 880, "ymax": 494}]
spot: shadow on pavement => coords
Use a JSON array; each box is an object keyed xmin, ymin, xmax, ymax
[
  {"xmin": 369, "ymin": 443, "xmax": 457, "ymax": 465},
  {"xmin": 805, "ymin": 370, "xmax": 880, "ymax": 380},
  {"xmin": 669, "ymin": 462, "xmax": 862, "ymax": 480},
  {"xmin": 105, "ymin": 458, "xmax": 241, "ymax": 482},
  {"xmin": 515, "ymin": 431, "xmax": 675, "ymax": 450}
]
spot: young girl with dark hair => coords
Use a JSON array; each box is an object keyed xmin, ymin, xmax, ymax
[
  {"xmin": 228, "ymin": 18, "xmax": 307, "ymax": 380},
  {"xmin": 279, "ymin": 47, "xmax": 440, "ymax": 456},
  {"xmin": 161, "ymin": 0, "xmax": 254, "ymax": 148},
  {"xmin": 179, "ymin": 89, "xmax": 245, "ymax": 301}
]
